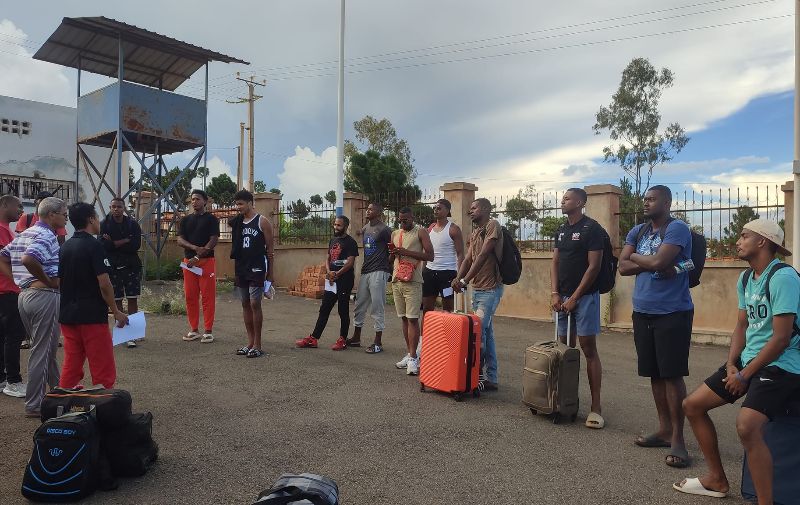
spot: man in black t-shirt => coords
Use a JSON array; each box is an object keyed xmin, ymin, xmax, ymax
[
  {"xmin": 296, "ymin": 215, "xmax": 359, "ymax": 351},
  {"xmin": 177, "ymin": 190, "xmax": 220, "ymax": 343},
  {"xmin": 550, "ymin": 187, "xmax": 605, "ymax": 429},
  {"xmin": 58, "ymin": 203, "xmax": 128, "ymax": 390},
  {"xmin": 100, "ymin": 197, "xmax": 142, "ymax": 348}
]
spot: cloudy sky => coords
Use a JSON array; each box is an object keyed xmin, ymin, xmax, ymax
[{"xmin": 0, "ymin": 0, "xmax": 794, "ymax": 203}]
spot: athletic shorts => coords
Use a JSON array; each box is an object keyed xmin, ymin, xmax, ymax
[
  {"xmin": 110, "ymin": 266, "xmax": 142, "ymax": 300},
  {"xmin": 235, "ymin": 274, "xmax": 265, "ymax": 301},
  {"xmin": 557, "ymin": 292, "xmax": 601, "ymax": 339},
  {"xmin": 392, "ymin": 281, "xmax": 422, "ymax": 319},
  {"xmin": 632, "ymin": 310, "xmax": 693, "ymax": 379},
  {"xmin": 705, "ymin": 359, "xmax": 800, "ymax": 420},
  {"xmin": 422, "ymin": 268, "xmax": 457, "ymax": 298}
]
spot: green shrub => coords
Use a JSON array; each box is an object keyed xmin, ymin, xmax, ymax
[{"xmin": 140, "ymin": 283, "xmax": 187, "ymax": 315}]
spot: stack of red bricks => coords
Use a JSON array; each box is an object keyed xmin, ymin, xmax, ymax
[{"xmin": 288, "ymin": 264, "xmax": 325, "ymax": 299}]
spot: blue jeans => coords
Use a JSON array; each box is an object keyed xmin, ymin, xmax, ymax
[{"xmin": 472, "ymin": 285, "xmax": 504, "ymax": 383}]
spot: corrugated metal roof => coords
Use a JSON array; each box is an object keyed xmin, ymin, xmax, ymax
[{"xmin": 33, "ymin": 16, "xmax": 249, "ymax": 91}]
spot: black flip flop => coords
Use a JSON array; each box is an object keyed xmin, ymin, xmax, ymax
[
  {"xmin": 345, "ymin": 338, "xmax": 361, "ymax": 347},
  {"xmin": 666, "ymin": 449, "xmax": 691, "ymax": 468},
  {"xmin": 635, "ymin": 434, "xmax": 671, "ymax": 448},
  {"xmin": 365, "ymin": 344, "xmax": 383, "ymax": 354}
]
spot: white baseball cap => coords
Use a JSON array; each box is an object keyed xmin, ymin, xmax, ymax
[{"xmin": 742, "ymin": 219, "xmax": 792, "ymax": 256}]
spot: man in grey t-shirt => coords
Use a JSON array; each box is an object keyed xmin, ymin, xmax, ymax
[{"xmin": 348, "ymin": 202, "xmax": 392, "ymax": 354}]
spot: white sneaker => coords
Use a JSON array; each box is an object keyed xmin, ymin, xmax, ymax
[
  {"xmin": 3, "ymin": 382, "xmax": 26, "ymax": 398},
  {"xmin": 127, "ymin": 340, "xmax": 137, "ymax": 348},
  {"xmin": 0, "ymin": 380, "xmax": 6, "ymax": 390},
  {"xmin": 406, "ymin": 357, "xmax": 419, "ymax": 376},
  {"xmin": 395, "ymin": 353, "xmax": 411, "ymax": 369},
  {"xmin": 200, "ymin": 333, "xmax": 214, "ymax": 343}
]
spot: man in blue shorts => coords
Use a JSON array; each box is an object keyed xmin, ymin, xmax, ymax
[
  {"xmin": 674, "ymin": 219, "xmax": 800, "ymax": 503},
  {"xmin": 550, "ymin": 187, "xmax": 605, "ymax": 429}
]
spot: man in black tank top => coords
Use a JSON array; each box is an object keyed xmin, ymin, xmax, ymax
[{"xmin": 230, "ymin": 190, "xmax": 274, "ymax": 358}]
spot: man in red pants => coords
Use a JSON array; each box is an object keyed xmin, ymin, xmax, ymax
[
  {"xmin": 177, "ymin": 190, "xmax": 219, "ymax": 343},
  {"xmin": 58, "ymin": 202, "xmax": 128, "ymax": 389}
]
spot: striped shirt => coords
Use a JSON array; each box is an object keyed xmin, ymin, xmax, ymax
[{"xmin": 0, "ymin": 221, "xmax": 60, "ymax": 288}]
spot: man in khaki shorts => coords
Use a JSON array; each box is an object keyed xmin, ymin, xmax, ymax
[{"xmin": 389, "ymin": 207, "xmax": 433, "ymax": 376}]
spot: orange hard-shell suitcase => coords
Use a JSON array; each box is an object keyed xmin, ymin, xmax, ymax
[{"xmin": 419, "ymin": 295, "xmax": 482, "ymax": 401}]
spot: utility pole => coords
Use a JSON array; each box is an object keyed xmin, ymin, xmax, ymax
[
  {"xmin": 335, "ymin": 0, "xmax": 346, "ymax": 217},
  {"xmin": 238, "ymin": 122, "xmax": 245, "ymax": 189},
  {"xmin": 794, "ymin": 0, "xmax": 800, "ymax": 266},
  {"xmin": 228, "ymin": 74, "xmax": 265, "ymax": 191}
]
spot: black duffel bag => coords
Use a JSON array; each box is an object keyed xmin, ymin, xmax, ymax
[
  {"xmin": 102, "ymin": 412, "xmax": 158, "ymax": 478},
  {"xmin": 41, "ymin": 387, "xmax": 132, "ymax": 430},
  {"xmin": 253, "ymin": 474, "xmax": 339, "ymax": 505}
]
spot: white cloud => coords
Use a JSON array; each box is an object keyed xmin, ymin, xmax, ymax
[
  {"xmin": 192, "ymin": 155, "xmax": 235, "ymax": 188},
  {"xmin": 0, "ymin": 20, "xmax": 71, "ymax": 107},
  {"xmin": 277, "ymin": 146, "xmax": 337, "ymax": 202}
]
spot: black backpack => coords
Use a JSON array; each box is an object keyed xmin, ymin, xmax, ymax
[
  {"xmin": 22, "ymin": 412, "xmax": 100, "ymax": 502},
  {"xmin": 635, "ymin": 217, "xmax": 706, "ymax": 288},
  {"xmin": 556, "ymin": 218, "xmax": 617, "ymax": 294},
  {"xmin": 740, "ymin": 262, "xmax": 800, "ymax": 339},
  {"xmin": 253, "ymin": 473, "xmax": 339, "ymax": 505},
  {"xmin": 494, "ymin": 226, "xmax": 522, "ymax": 285}
]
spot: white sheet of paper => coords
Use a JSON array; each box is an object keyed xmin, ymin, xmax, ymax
[
  {"xmin": 180, "ymin": 263, "xmax": 202, "ymax": 276},
  {"xmin": 112, "ymin": 311, "xmax": 146, "ymax": 346},
  {"xmin": 325, "ymin": 279, "xmax": 337, "ymax": 293},
  {"xmin": 441, "ymin": 287, "xmax": 454, "ymax": 297},
  {"xmin": 263, "ymin": 280, "xmax": 272, "ymax": 293}
]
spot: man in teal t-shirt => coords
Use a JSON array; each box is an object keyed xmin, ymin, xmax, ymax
[{"xmin": 674, "ymin": 219, "xmax": 800, "ymax": 502}]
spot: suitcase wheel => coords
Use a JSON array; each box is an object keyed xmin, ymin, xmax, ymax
[
  {"xmin": 419, "ymin": 384, "xmax": 425, "ymax": 393},
  {"xmin": 472, "ymin": 389, "xmax": 480, "ymax": 398},
  {"xmin": 552, "ymin": 413, "xmax": 562, "ymax": 424},
  {"xmin": 570, "ymin": 414, "xmax": 577, "ymax": 423},
  {"xmin": 453, "ymin": 392, "xmax": 463, "ymax": 402},
  {"xmin": 529, "ymin": 408, "xmax": 537, "ymax": 416}
]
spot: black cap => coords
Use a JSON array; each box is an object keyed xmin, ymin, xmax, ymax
[{"xmin": 35, "ymin": 191, "xmax": 52, "ymax": 200}]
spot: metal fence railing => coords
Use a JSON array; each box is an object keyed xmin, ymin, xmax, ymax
[
  {"xmin": 617, "ymin": 185, "xmax": 784, "ymax": 259},
  {"xmin": 275, "ymin": 200, "xmax": 337, "ymax": 245},
  {"xmin": 481, "ymin": 189, "xmax": 565, "ymax": 252}
]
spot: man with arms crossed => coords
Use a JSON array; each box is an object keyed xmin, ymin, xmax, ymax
[
  {"xmin": 100, "ymin": 197, "xmax": 143, "ymax": 348},
  {"xmin": 348, "ymin": 202, "xmax": 392, "ymax": 354},
  {"xmin": 58, "ymin": 203, "xmax": 128, "ymax": 389},
  {"xmin": 296, "ymin": 215, "xmax": 359, "ymax": 351},
  {"xmin": 389, "ymin": 207, "xmax": 433, "ymax": 375},
  {"xmin": 550, "ymin": 188, "xmax": 605, "ymax": 429},
  {"xmin": 177, "ymin": 190, "xmax": 220, "ymax": 343},
  {"xmin": 619, "ymin": 185, "xmax": 693, "ymax": 468},
  {"xmin": 674, "ymin": 219, "xmax": 800, "ymax": 502},
  {"xmin": 452, "ymin": 198, "xmax": 504, "ymax": 392},
  {"xmin": 0, "ymin": 195, "xmax": 26, "ymax": 398},
  {"xmin": 230, "ymin": 190, "xmax": 273, "ymax": 358},
  {"xmin": 0, "ymin": 197, "xmax": 66, "ymax": 416}
]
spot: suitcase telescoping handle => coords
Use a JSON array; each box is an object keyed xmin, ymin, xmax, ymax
[
  {"xmin": 553, "ymin": 310, "xmax": 573, "ymax": 347},
  {"xmin": 455, "ymin": 290, "xmax": 469, "ymax": 315}
]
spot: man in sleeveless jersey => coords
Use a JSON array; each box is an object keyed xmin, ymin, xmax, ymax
[
  {"xmin": 390, "ymin": 208, "xmax": 433, "ymax": 375},
  {"xmin": 230, "ymin": 190, "xmax": 273, "ymax": 358},
  {"xmin": 421, "ymin": 199, "xmax": 464, "ymax": 314},
  {"xmin": 674, "ymin": 219, "xmax": 800, "ymax": 502}
]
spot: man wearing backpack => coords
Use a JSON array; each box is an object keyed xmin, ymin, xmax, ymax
[
  {"xmin": 674, "ymin": 219, "xmax": 800, "ymax": 502},
  {"xmin": 620, "ymin": 185, "xmax": 694, "ymax": 469},
  {"xmin": 550, "ymin": 188, "xmax": 605, "ymax": 429},
  {"xmin": 452, "ymin": 197, "xmax": 505, "ymax": 392}
]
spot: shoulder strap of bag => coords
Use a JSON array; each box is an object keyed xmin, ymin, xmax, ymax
[
  {"xmin": 26, "ymin": 213, "xmax": 33, "ymax": 228},
  {"xmin": 743, "ymin": 262, "xmax": 800, "ymax": 338}
]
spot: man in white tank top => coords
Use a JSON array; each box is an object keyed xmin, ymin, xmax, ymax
[{"xmin": 422, "ymin": 199, "xmax": 464, "ymax": 312}]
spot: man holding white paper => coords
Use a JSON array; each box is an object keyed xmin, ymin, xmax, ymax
[
  {"xmin": 296, "ymin": 216, "xmax": 358, "ymax": 351},
  {"xmin": 229, "ymin": 190, "xmax": 273, "ymax": 358},
  {"xmin": 58, "ymin": 202, "xmax": 128, "ymax": 390}
]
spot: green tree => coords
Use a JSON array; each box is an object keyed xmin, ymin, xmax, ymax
[
  {"xmin": 288, "ymin": 199, "xmax": 310, "ymax": 221},
  {"xmin": 618, "ymin": 177, "xmax": 643, "ymax": 242},
  {"xmin": 593, "ymin": 57, "xmax": 689, "ymax": 203},
  {"xmin": 269, "ymin": 188, "xmax": 282, "ymax": 194},
  {"xmin": 253, "ymin": 180, "xmax": 266, "ymax": 193},
  {"xmin": 344, "ymin": 115, "xmax": 415, "ymax": 189},
  {"xmin": 325, "ymin": 190, "xmax": 337, "ymax": 205},
  {"xmin": 309, "ymin": 194, "xmax": 323, "ymax": 207},
  {"xmin": 724, "ymin": 205, "xmax": 759, "ymax": 242},
  {"xmin": 504, "ymin": 193, "xmax": 538, "ymax": 240},
  {"xmin": 205, "ymin": 173, "xmax": 237, "ymax": 207},
  {"xmin": 139, "ymin": 165, "xmax": 198, "ymax": 210},
  {"xmin": 345, "ymin": 150, "xmax": 420, "ymax": 209},
  {"xmin": 538, "ymin": 216, "xmax": 567, "ymax": 240}
]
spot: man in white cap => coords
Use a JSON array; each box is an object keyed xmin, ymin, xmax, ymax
[{"xmin": 674, "ymin": 219, "xmax": 800, "ymax": 503}]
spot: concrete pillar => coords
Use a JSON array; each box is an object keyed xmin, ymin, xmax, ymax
[
  {"xmin": 584, "ymin": 184, "xmax": 622, "ymax": 326},
  {"xmin": 441, "ymin": 182, "xmax": 478, "ymax": 245},
  {"xmin": 254, "ymin": 191, "xmax": 282, "ymax": 245},
  {"xmin": 135, "ymin": 190, "xmax": 154, "ymax": 242},
  {"xmin": 783, "ymin": 181, "xmax": 793, "ymax": 251},
  {"xmin": 343, "ymin": 191, "xmax": 369, "ymax": 232}
]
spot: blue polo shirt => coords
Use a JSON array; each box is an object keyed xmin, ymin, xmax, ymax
[{"xmin": 625, "ymin": 220, "xmax": 693, "ymax": 314}]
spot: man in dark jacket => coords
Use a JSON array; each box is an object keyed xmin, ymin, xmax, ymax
[{"xmin": 100, "ymin": 198, "xmax": 142, "ymax": 347}]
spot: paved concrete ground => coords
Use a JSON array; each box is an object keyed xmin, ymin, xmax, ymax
[{"xmin": 1, "ymin": 288, "xmax": 751, "ymax": 504}]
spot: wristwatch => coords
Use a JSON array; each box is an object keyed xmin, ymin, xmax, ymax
[{"xmin": 460, "ymin": 278, "xmax": 468, "ymax": 286}]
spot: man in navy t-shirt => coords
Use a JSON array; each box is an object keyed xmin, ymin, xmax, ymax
[{"xmin": 619, "ymin": 185, "xmax": 694, "ymax": 469}]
